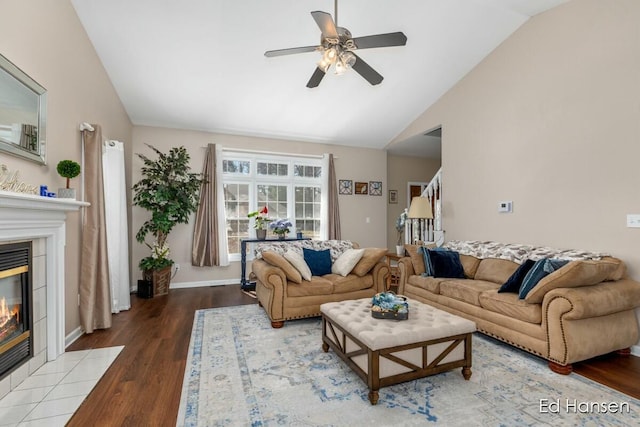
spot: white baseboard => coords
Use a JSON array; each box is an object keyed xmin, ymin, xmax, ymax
[
  {"xmin": 65, "ymin": 326, "xmax": 84, "ymax": 349},
  {"xmin": 631, "ymin": 344, "xmax": 640, "ymax": 357},
  {"xmin": 170, "ymin": 279, "xmax": 239, "ymax": 289}
]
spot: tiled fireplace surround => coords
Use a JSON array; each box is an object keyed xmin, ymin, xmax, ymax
[{"xmin": 0, "ymin": 190, "xmax": 86, "ymax": 398}]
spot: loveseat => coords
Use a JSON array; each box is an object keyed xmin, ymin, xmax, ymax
[
  {"xmin": 398, "ymin": 240, "xmax": 640, "ymax": 374},
  {"xmin": 252, "ymin": 240, "xmax": 389, "ymax": 328}
]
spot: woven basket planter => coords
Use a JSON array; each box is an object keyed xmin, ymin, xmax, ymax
[{"xmin": 143, "ymin": 266, "xmax": 171, "ymax": 297}]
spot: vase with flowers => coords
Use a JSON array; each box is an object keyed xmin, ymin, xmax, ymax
[
  {"xmin": 248, "ymin": 206, "xmax": 271, "ymax": 239},
  {"xmin": 270, "ymin": 218, "xmax": 293, "ymax": 240},
  {"xmin": 395, "ymin": 209, "xmax": 408, "ymax": 256}
]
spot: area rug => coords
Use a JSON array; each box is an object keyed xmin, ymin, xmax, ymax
[{"xmin": 177, "ymin": 304, "xmax": 640, "ymax": 426}]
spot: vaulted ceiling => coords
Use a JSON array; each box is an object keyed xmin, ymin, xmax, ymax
[{"xmin": 71, "ymin": 0, "xmax": 568, "ymax": 157}]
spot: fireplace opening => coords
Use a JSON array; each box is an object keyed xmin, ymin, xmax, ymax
[{"xmin": 0, "ymin": 242, "xmax": 33, "ymax": 381}]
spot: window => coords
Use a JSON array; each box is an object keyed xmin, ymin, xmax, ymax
[
  {"xmin": 223, "ymin": 182, "xmax": 249, "ymax": 254},
  {"xmin": 222, "ymin": 153, "xmax": 324, "ymax": 259},
  {"xmin": 295, "ymin": 186, "xmax": 321, "ymax": 236}
]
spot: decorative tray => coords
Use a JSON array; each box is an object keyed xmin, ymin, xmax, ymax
[
  {"xmin": 371, "ymin": 292, "xmax": 409, "ymax": 321},
  {"xmin": 371, "ymin": 309, "xmax": 409, "ymax": 320}
]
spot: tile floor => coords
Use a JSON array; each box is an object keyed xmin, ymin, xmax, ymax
[{"xmin": 0, "ymin": 346, "xmax": 123, "ymax": 427}]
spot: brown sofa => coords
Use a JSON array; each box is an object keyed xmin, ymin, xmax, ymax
[
  {"xmin": 252, "ymin": 240, "xmax": 389, "ymax": 328},
  {"xmin": 398, "ymin": 240, "xmax": 640, "ymax": 374}
]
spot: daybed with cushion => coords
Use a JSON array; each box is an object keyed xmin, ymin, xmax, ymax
[
  {"xmin": 251, "ymin": 240, "xmax": 389, "ymax": 328},
  {"xmin": 398, "ymin": 240, "xmax": 640, "ymax": 374}
]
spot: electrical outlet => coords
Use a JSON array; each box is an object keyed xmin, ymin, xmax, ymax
[{"xmin": 175, "ymin": 263, "xmax": 181, "ymax": 271}]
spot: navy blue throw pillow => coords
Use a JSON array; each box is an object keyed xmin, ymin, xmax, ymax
[
  {"xmin": 303, "ymin": 248, "xmax": 332, "ymax": 276},
  {"xmin": 519, "ymin": 258, "xmax": 568, "ymax": 299},
  {"xmin": 427, "ymin": 249, "xmax": 465, "ymax": 279},
  {"xmin": 499, "ymin": 259, "xmax": 535, "ymax": 293}
]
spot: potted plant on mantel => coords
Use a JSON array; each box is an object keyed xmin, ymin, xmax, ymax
[
  {"xmin": 56, "ymin": 160, "xmax": 81, "ymax": 199},
  {"xmin": 132, "ymin": 144, "xmax": 203, "ymax": 296}
]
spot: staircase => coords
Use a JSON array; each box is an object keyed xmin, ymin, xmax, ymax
[{"xmin": 405, "ymin": 167, "xmax": 443, "ymax": 245}]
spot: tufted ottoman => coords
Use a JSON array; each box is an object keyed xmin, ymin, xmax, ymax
[{"xmin": 320, "ymin": 297, "xmax": 476, "ymax": 404}]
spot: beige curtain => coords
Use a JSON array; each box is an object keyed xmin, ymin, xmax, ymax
[
  {"xmin": 192, "ymin": 143, "xmax": 219, "ymax": 266},
  {"xmin": 79, "ymin": 125, "xmax": 112, "ymax": 333},
  {"xmin": 327, "ymin": 153, "xmax": 341, "ymax": 239}
]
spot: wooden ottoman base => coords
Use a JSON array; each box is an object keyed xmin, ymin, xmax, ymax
[{"xmin": 321, "ymin": 314, "xmax": 473, "ymax": 405}]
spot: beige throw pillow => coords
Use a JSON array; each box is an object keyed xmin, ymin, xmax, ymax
[
  {"xmin": 524, "ymin": 259, "xmax": 621, "ymax": 304},
  {"xmin": 283, "ymin": 249, "xmax": 312, "ymax": 281},
  {"xmin": 352, "ymin": 248, "xmax": 388, "ymax": 277},
  {"xmin": 404, "ymin": 244, "xmax": 426, "ymax": 275},
  {"xmin": 261, "ymin": 251, "xmax": 302, "ymax": 284},
  {"xmin": 331, "ymin": 248, "xmax": 365, "ymax": 276}
]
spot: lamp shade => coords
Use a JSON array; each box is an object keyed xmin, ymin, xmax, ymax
[{"xmin": 407, "ymin": 197, "xmax": 433, "ymax": 219}]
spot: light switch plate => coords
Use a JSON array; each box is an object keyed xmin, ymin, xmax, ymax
[{"xmin": 626, "ymin": 214, "xmax": 640, "ymax": 228}]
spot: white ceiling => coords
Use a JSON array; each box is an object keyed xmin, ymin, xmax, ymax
[{"xmin": 71, "ymin": 0, "xmax": 567, "ymax": 158}]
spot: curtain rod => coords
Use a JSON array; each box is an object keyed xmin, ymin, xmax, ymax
[
  {"xmin": 79, "ymin": 122, "xmax": 94, "ymax": 131},
  {"xmin": 202, "ymin": 146, "xmax": 335, "ymax": 160}
]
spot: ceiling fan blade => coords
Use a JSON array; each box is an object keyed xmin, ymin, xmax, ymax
[
  {"xmin": 352, "ymin": 32, "xmax": 407, "ymax": 50},
  {"xmin": 311, "ymin": 11, "xmax": 338, "ymax": 39},
  {"xmin": 306, "ymin": 67, "xmax": 326, "ymax": 88},
  {"xmin": 351, "ymin": 53, "xmax": 383, "ymax": 85},
  {"xmin": 264, "ymin": 45, "xmax": 319, "ymax": 57}
]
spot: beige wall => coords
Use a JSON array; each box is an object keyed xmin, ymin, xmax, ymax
[
  {"xmin": 393, "ymin": 0, "xmax": 640, "ymax": 336},
  {"xmin": 386, "ymin": 155, "xmax": 441, "ymax": 251},
  {"xmin": 0, "ymin": 1, "xmax": 132, "ymax": 335},
  {"xmin": 131, "ymin": 126, "xmax": 388, "ymax": 285}
]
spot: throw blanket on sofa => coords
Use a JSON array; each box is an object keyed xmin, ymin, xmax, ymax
[
  {"xmin": 442, "ymin": 240, "xmax": 610, "ymax": 264},
  {"xmin": 254, "ymin": 240, "xmax": 355, "ymax": 262}
]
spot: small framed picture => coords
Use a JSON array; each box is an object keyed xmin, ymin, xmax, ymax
[
  {"xmin": 369, "ymin": 181, "xmax": 382, "ymax": 196},
  {"xmin": 338, "ymin": 179, "xmax": 352, "ymax": 195},
  {"xmin": 354, "ymin": 182, "xmax": 368, "ymax": 195},
  {"xmin": 389, "ymin": 190, "xmax": 398, "ymax": 204}
]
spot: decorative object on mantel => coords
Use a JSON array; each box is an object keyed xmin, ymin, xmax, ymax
[
  {"xmin": 269, "ymin": 218, "xmax": 292, "ymax": 240},
  {"xmin": 133, "ymin": 144, "xmax": 203, "ymax": 296},
  {"xmin": 39, "ymin": 185, "xmax": 55, "ymax": 197},
  {"xmin": 395, "ymin": 209, "xmax": 408, "ymax": 256},
  {"xmin": 0, "ymin": 164, "xmax": 38, "ymax": 194},
  {"xmin": 56, "ymin": 160, "xmax": 81, "ymax": 199},
  {"xmin": 248, "ymin": 206, "xmax": 271, "ymax": 240}
]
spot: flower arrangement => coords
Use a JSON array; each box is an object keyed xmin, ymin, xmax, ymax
[
  {"xmin": 138, "ymin": 241, "xmax": 172, "ymax": 271},
  {"xmin": 395, "ymin": 209, "xmax": 408, "ymax": 245},
  {"xmin": 371, "ymin": 292, "xmax": 409, "ymax": 314},
  {"xmin": 269, "ymin": 218, "xmax": 292, "ymax": 236},
  {"xmin": 247, "ymin": 206, "xmax": 271, "ymax": 230}
]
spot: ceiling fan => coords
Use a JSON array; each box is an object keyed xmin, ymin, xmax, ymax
[{"xmin": 264, "ymin": 0, "xmax": 407, "ymax": 88}]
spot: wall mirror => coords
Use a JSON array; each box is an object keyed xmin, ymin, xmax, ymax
[{"xmin": 0, "ymin": 53, "xmax": 47, "ymax": 165}]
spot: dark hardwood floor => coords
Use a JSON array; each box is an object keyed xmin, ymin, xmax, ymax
[
  {"xmin": 66, "ymin": 285, "xmax": 640, "ymax": 426},
  {"xmin": 66, "ymin": 285, "xmax": 256, "ymax": 427}
]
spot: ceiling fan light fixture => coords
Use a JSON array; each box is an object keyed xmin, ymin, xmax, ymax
[
  {"xmin": 264, "ymin": 4, "xmax": 407, "ymax": 87},
  {"xmin": 317, "ymin": 57, "xmax": 331, "ymax": 73},
  {"xmin": 323, "ymin": 47, "xmax": 338, "ymax": 62},
  {"xmin": 340, "ymin": 51, "xmax": 356, "ymax": 68}
]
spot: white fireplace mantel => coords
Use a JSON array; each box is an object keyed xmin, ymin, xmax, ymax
[{"xmin": 0, "ymin": 190, "xmax": 89, "ymax": 361}]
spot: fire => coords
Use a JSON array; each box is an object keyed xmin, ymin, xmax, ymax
[{"xmin": 0, "ymin": 297, "xmax": 19, "ymax": 326}]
